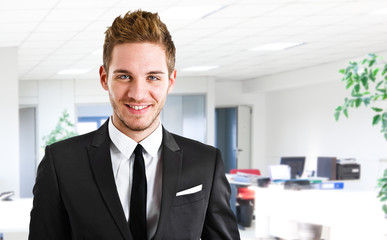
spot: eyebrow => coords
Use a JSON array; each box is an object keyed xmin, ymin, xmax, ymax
[
  {"xmin": 113, "ymin": 69, "xmax": 130, "ymax": 74},
  {"xmin": 148, "ymin": 71, "xmax": 165, "ymax": 75}
]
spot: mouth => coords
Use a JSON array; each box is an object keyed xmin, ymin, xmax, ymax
[{"xmin": 126, "ymin": 104, "xmax": 150, "ymax": 111}]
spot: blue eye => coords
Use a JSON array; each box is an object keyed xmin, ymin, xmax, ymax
[
  {"xmin": 148, "ymin": 76, "xmax": 160, "ymax": 81},
  {"xmin": 118, "ymin": 75, "xmax": 130, "ymax": 80}
]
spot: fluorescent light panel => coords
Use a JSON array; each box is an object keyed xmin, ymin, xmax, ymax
[
  {"xmin": 181, "ymin": 65, "xmax": 219, "ymax": 72},
  {"xmin": 161, "ymin": 5, "xmax": 223, "ymax": 20},
  {"xmin": 58, "ymin": 68, "xmax": 91, "ymax": 75},
  {"xmin": 371, "ymin": 8, "xmax": 387, "ymax": 15},
  {"xmin": 251, "ymin": 42, "xmax": 305, "ymax": 51}
]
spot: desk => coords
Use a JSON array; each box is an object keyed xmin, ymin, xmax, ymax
[
  {"xmin": 253, "ymin": 187, "xmax": 385, "ymax": 240},
  {"xmin": 0, "ymin": 198, "xmax": 32, "ymax": 233}
]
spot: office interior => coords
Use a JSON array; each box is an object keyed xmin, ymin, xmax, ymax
[{"xmin": 2, "ymin": 0, "xmax": 387, "ymax": 239}]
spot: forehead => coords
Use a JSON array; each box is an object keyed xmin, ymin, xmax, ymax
[{"xmin": 110, "ymin": 42, "xmax": 167, "ymax": 66}]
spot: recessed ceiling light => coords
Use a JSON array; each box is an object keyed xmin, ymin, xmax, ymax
[
  {"xmin": 181, "ymin": 65, "xmax": 220, "ymax": 72},
  {"xmin": 58, "ymin": 69, "xmax": 91, "ymax": 75},
  {"xmin": 161, "ymin": 5, "xmax": 224, "ymax": 20},
  {"xmin": 250, "ymin": 42, "xmax": 305, "ymax": 51}
]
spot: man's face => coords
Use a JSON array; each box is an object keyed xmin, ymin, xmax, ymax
[{"xmin": 100, "ymin": 42, "xmax": 176, "ymax": 136}]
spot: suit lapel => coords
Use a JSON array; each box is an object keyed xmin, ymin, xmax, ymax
[
  {"xmin": 88, "ymin": 121, "xmax": 132, "ymax": 240},
  {"xmin": 153, "ymin": 128, "xmax": 183, "ymax": 239}
]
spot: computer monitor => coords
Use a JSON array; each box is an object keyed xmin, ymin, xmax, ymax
[{"xmin": 280, "ymin": 156, "xmax": 306, "ymax": 179}]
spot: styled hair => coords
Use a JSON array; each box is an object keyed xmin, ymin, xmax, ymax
[{"xmin": 103, "ymin": 10, "xmax": 176, "ymax": 75}]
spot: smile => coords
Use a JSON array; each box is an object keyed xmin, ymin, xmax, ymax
[{"xmin": 128, "ymin": 105, "xmax": 149, "ymax": 110}]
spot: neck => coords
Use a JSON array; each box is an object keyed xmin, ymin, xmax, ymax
[{"xmin": 111, "ymin": 116, "xmax": 160, "ymax": 143}]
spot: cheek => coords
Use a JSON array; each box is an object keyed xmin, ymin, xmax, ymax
[
  {"xmin": 109, "ymin": 82, "xmax": 127, "ymax": 99},
  {"xmin": 152, "ymin": 86, "xmax": 169, "ymax": 101}
]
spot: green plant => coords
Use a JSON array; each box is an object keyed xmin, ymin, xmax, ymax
[
  {"xmin": 334, "ymin": 53, "xmax": 387, "ymax": 141},
  {"xmin": 378, "ymin": 168, "xmax": 387, "ymax": 215},
  {"xmin": 42, "ymin": 109, "xmax": 77, "ymax": 147},
  {"xmin": 335, "ymin": 53, "xmax": 387, "ymax": 215}
]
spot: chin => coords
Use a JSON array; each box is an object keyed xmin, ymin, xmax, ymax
[{"xmin": 124, "ymin": 119, "xmax": 155, "ymax": 132}]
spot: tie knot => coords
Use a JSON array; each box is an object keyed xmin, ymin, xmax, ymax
[{"xmin": 134, "ymin": 144, "xmax": 143, "ymax": 155}]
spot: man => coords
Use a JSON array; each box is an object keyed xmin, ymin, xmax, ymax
[{"xmin": 29, "ymin": 10, "xmax": 240, "ymax": 240}]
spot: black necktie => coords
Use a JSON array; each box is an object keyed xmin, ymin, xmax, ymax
[{"xmin": 129, "ymin": 144, "xmax": 147, "ymax": 240}]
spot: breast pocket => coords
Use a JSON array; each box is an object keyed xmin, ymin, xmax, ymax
[
  {"xmin": 173, "ymin": 189, "xmax": 205, "ymax": 206},
  {"xmin": 165, "ymin": 189, "xmax": 207, "ymax": 239}
]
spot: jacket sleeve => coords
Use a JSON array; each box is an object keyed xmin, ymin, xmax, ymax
[
  {"xmin": 201, "ymin": 149, "xmax": 240, "ymax": 240},
  {"xmin": 29, "ymin": 145, "xmax": 72, "ymax": 240}
]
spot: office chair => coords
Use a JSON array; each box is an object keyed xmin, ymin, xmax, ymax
[{"xmin": 230, "ymin": 169, "xmax": 261, "ymax": 227}]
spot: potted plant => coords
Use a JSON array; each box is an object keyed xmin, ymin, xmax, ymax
[
  {"xmin": 42, "ymin": 109, "xmax": 77, "ymax": 147},
  {"xmin": 334, "ymin": 53, "xmax": 387, "ymax": 214}
]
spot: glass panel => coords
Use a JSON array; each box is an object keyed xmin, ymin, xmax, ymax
[
  {"xmin": 162, "ymin": 94, "xmax": 206, "ymax": 143},
  {"xmin": 183, "ymin": 95, "xmax": 206, "ymax": 143}
]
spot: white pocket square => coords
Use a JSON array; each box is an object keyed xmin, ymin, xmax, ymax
[{"xmin": 176, "ymin": 184, "xmax": 202, "ymax": 196}]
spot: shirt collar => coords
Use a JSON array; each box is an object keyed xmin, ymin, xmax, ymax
[{"xmin": 108, "ymin": 117, "xmax": 163, "ymax": 159}]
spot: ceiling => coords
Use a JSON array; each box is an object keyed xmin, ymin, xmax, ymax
[{"xmin": 2, "ymin": 0, "xmax": 387, "ymax": 82}]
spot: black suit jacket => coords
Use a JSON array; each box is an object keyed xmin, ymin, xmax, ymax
[{"xmin": 29, "ymin": 120, "xmax": 240, "ymax": 240}]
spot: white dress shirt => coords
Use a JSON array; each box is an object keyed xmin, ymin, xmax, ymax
[{"xmin": 108, "ymin": 118, "xmax": 163, "ymax": 240}]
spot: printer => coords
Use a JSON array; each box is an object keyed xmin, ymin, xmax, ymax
[
  {"xmin": 336, "ymin": 163, "xmax": 360, "ymax": 180},
  {"xmin": 317, "ymin": 157, "xmax": 361, "ymax": 180}
]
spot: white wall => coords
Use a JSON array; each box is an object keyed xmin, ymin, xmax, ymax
[
  {"xmin": 0, "ymin": 47, "xmax": 19, "ymax": 196},
  {"xmin": 238, "ymin": 56, "xmax": 387, "ymax": 190},
  {"xmin": 263, "ymin": 80, "xmax": 387, "ymax": 190}
]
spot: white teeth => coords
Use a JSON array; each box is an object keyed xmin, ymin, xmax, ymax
[{"xmin": 130, "ymin": 105, "xmax": 147, "ymax": 110}]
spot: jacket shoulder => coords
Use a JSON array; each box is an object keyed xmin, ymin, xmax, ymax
[{"xmin": 50, "ymin": 131, "xmax": 93, "ymax": 147}]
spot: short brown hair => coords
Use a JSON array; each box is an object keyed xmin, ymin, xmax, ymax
[{"xmin": 103, "ymin": 10, "xmax": 176, "ymax": 75}]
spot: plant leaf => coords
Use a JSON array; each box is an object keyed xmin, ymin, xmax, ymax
[
  {"xmin": 376, "ymin": 80, "xmax": 383, "ymax": 90},
  {"xmin": 373, "ymin": 114, "xmax": 382, "ymax": 126},
  {"xmin": 361, "ymin": 76, "xmax": 369, "ymax": 88},
  {"xmin": 334, "ymin": 111, "xmax": 340, "ymax": 121},
  {"xmin": 369, "ymin": 71, "xmax": 376, "ymax": 82},
  {"xmin": 354, "ymin": 84, "xmax": 360, "ymax": 93},
  {"xmin": 346, "ymin": 79, "xmax": 354, "ymax": 89},
  {"xmin": 373, "ymin": 68, "xmax": 380, "ymax": 78},
  {"xmin": 355, "ymin": 98, "xmax": 362, "ymax": 108},
  {"xmin": 343, "ymin": 109, "xmax": 349, "ymax": 118},
  {"xmin": 369, "ymin": 59, "xmax": 376, "ymax": 67},
  {"xmin": 382, "ymin": 64, "xmax": 387, "ymax": 76},
  {"xmin": 372, "ymin": 107, "xmax": 384, "ymax": 112},
  {"xmin": 363, "ymin": 97, "xmax": 371, "ymax": 106},
  {"xmin": 383, "ymin": 205, "xmax": 387, "ymax": 215}
]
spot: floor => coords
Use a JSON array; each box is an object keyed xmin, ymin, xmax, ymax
[
  {"xmin": 239, "ymin": 220, "xmax": 275, "ymax": 240},
  {"xmin": 239, "ymin": 223, "xmax": 258, "ymax": 240}
]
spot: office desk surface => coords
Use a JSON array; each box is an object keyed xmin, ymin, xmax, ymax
[
  {"xmin": 0, "ymin": 198, "xmax": 32, "ymax": 233},
  {"xmin": 253, "ymin": 187, "xmax": 385, "ymax": 240}
]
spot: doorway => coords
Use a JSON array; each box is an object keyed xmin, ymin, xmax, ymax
[{"xmin": 215, "ymin": 106, "xmax": 252, "ymax": 173}]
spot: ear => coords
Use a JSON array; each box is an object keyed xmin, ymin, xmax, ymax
[
  {"xmin": 99, "ymin": 65, "xmax": 109, "ymax": 90},
  {"xmin": 167, "ymin": 69, "xmax": 176, "ymax": 94}
]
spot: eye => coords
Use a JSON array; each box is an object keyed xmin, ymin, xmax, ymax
[
  {"xmin": 147, "ymin": 75, "xmax": 160, "ymax": 81},
  {"xmin": 117, "ymin": 75, "xmax": 131, "ymax": 80}
]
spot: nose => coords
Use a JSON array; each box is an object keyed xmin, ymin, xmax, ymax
[{"xmin": 128, "ymin": 79, "xmax": 147, "ymax": 101}]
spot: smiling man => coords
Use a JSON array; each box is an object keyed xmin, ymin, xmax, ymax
[
  {"xmin": 100, "ymin": 42, "xmax": 174, "ymax": 142},
  {"xmin": 29, "ymin": 10, "xmax": 240, "ymax": 240}
]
